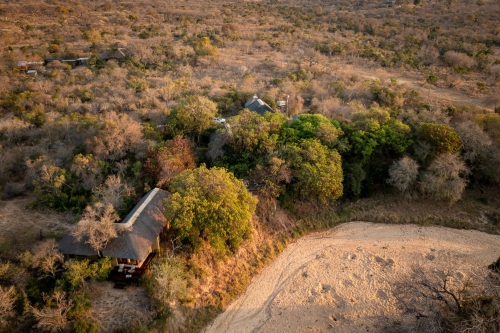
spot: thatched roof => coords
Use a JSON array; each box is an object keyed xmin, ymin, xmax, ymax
[
  {"xmin": 101, "ymin": 48, "xmax": 126, "ymax": 61},
  {"xmin": 244, "ymin": 95, "xmax": 274, "ymax": 115},
  {"xmin": 58, "ymin": 188, "xmax": 169, "ymax": 261},
  {"xmin": 58, "ymin": 233, "xmax": 97, "ymax": 257}
]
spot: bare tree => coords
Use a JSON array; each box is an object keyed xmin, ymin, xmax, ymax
[
  {"xmin": 32, "ymin": 291, "xmax": 73, "ymax": 333},
  {"xmin": 31, "ymin": 239, "xmax": 64, "ymax": 279},
  {"xmin": 453, "ymin": 121, "xmax": 492, "ymax": 163},
  {"xmin": 387, "ymin": 156, "xmax": 420, "ymax": 198},
  {"xmin": 91, "ymin": 175, "xmax": 134, "ymax": 211},
  {"xmin": 394, "ymin": 265, "xmax": 500, "ymax": 333},
  {"xmin": 419, "ymin": 154, "xmax": 468, "ymax": 203},
  {"xmin": 71, "ymin": 202, "xmax": 120, "ymax": 255}
]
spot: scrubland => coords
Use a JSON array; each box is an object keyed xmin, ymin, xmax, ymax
[{"xmin": 1, "ymin": 0, "xmax": 500, "ymax": 332}]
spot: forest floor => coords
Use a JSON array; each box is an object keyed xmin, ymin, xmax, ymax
[{"xmin": 203, "ymin": 222, "xmax": 500, "ymax": 333}]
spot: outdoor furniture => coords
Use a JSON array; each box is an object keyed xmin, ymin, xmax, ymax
[
  {"xmin": 128, "ymin": 265, "xmax": 135, "ymax": 273},
  {"xmin": 118, "ymin": 264, "xmax": 124, "ymax": 272}
]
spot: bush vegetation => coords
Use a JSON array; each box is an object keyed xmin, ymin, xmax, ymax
[{"xmin": 1, "ymin": 0, "xmax": 500, "ymax": 331}]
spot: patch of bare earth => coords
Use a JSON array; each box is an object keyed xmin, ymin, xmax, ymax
[
  {"xmin": 0, "ymin": 197, "xmax": 74, "ymax": 257},
  {"xmin": 203, "ymin": 222, "xmax": 500, "ymax": 333},
  {"xmin": 90, "ymin": 281, "xmax": 153, "ymax": 333}
]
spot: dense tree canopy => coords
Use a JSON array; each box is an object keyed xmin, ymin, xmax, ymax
[
  {"xmin": 165, "ymin": 165, "xmax": 257, "ymax": 253},
  {"xmin": 282, "ymin": 113, "xmax": 345, "ymax": 149},
  {"xmin": 210, "ymin": 110, "xmax": 287, "ymax": 175},
  {"xmin": 418, "ymin": 123, "xmax": 463, "ymax": 157},
  {"xmin": 166, "ymin": 95, "xmax": 218, "ymax": 140},
  {"xmin": 283, "ymin": 139, "xmax": 343, "ymax": 203}
]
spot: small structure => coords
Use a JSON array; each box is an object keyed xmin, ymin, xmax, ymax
[
  {"xmin": 17, "ymin": 61, "xmax": 45, "ymax": 74},
  {"xmin": 101, "ymin": 48, "xmax": 126, "ymax": 61},
  {"xmin": 17, "ymin": 61, "xmax": 28, "ymax": 71},
  {"xmin": 76, "ymin": 57, "xmax": 89, "ymax": 66},
  {"xmin": 244, "ymin": 95, "xmax": 274, "ymax": 115},
  {"xmin": 58, "ymin": 188, "xmax": 169, "ymax": 286}
]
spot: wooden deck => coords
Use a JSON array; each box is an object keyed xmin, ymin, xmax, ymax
[{"xmin": 107, "ymin": 251, "xmax": 157, "ymax": 288}]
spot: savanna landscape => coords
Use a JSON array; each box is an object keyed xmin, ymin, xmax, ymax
[{"xmin": 1, "ymin": 0, "xmax": 500, "ymax": 332}]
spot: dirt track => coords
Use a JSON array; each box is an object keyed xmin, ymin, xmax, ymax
[{"xmin": 203, "ymin": 222, "xmax": 500, "ymax": 333}]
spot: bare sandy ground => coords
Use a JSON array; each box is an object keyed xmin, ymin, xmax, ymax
[{"xmin": 203, "ymin": 222, "xmax": 500, "ymax": 333}]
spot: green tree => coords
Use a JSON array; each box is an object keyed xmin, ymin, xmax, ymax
[
  {"xmin": 347, "ymin": 108, "xmax": 412, "ymax": 163},
  {"xmin": 426, "ymin": 74, "xmax": 439, "ymax": 85},
  {"xmin": 167, "ymin": 95, "xmax": 218, "ymax": 141},
  {"xmin": 61, "ymin": 258, "xmax": 112, "ymax": 290},
  {"xmin": 418, "ymin": 123, "xmax": 462, "ymax": 156},
  {"xmin": 341, "ymin": 107, "xmax": 412, "ymax": 197},
  {"xmin": 165, "ymin": 165, "xmax": 257, "ymax": 253},
  {"xmin": 283, "ymin": 139, "xmax": 343, "ymax": 203},
  {"xmin": 31, "ymin": 164, "xmax": 88, "ymax": 213},
  {"xmin": 209, "ymin": 110, "xmax": 287, "ymax": 175},
  {"xmin": 127, "ymin": 76, "xmax": 149, "ymax": 93},
  {"xmin": 283, "ymin": 113, "xmax": 344, "ymax": 148}
]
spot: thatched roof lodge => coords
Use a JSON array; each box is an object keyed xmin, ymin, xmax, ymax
[
  {"xmin": 58, "ymin": 188, "xmax": 169, "ymax": 269},
  {"xmin": 244, "ymin": 95, "xmax": 274, "ymax": 115}
]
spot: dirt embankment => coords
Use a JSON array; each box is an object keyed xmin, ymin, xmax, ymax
[{"xmin": 203, "ymin": 222, "xmax": 500, "ymax": 333}]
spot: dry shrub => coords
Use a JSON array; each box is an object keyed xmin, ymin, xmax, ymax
[
  {"xmin": 444, "ymin": 51, "xmax": 477, "ymax": 69},
  {"xmin": 394, "ymin": 265, "xmax": 500, "ymax": 333},
  {"xmin": 2, "ymin": 182, "xmax": 26, "ymax": 199},
  {"xmin": 255, "ymin": 194, "xmax": 295, "ymax": 234},
  {"xmin": 387, "ymin": 156, "xmax": 420, "ymax": 198},
  {"xmin": 488, "ymin": 64, "xmax": 500, "ymax": 79},
  {"xmin": 311, "ymin": 97, "xmax": 343, "ymax": 118},
  {"xmin": 0, "ymin": 118, "xmax": 31, "ymax": 146},
  {"xmin": 85, "ymin": 112, "xmax": 144, "ymax": 161},
  {"xmin": 453, "ymin": 121, "xmax": 492, "ymax": 163},
  {"xmin": 419, "ymin": 154, "xmax": 468, "ymax": 204},
  {"xmin": 0, "ymin": 285, "xmax": 16, "ymax": 326}
]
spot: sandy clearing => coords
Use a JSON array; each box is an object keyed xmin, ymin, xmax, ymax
[{"xmin": 203, "ymin": 222, "xmax": 500, "ymax": 333}]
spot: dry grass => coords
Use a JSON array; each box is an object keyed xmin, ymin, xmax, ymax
[
  {"xmin": 89, "ymin": 281, "xmax": 153, "ymax": 333},
  {"xmin": 0, "ymin": 197, "xmax": 74, "ymax": 258},
  {"xmin": 290, "ymin": 188, "xmax": 500, "ymax": 236}
]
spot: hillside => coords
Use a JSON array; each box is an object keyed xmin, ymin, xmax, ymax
[{"xmin": 1, "ymin": 0, "xmax": 500, "ymax": 332}]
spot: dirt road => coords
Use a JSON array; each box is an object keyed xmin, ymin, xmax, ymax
[{"xmin": 203, "ymin": 222, "xmax": 500, "ymax": 333}]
